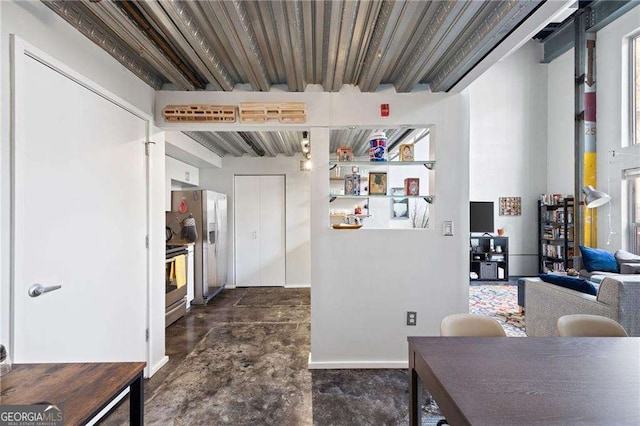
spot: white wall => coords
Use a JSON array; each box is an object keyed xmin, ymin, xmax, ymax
[
  {"xmin": 199, "ymin": 155, "xmax": 311, "ymax": 287},
  {"xmin": 547, "ymin": 48, "xmax": 575, "ymax": 195},
  {"xmin": 596, "ymin": 7, "xmax": 640, "ymax": 250},
  {"xmin": 310, "ymin": 94, "xmax": 469, "ymax": 367},
  {"xmin": 1, "ymin": 1, "xmax": 165, "ymax": 375},
  {"xmin": 469, "ymin": 41, "xmax": 549, "ymax": 276}
]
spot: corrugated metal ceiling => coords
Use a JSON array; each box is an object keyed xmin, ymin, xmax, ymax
[
  {"xmin": 42, "ymin": 0, "xmax": 546, "ymax": 157},
  {"xmin": 44, "ymin": 0, "xmax": 544, "ymax": 93}
]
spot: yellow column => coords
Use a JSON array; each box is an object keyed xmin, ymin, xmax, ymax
[{"xmin": 583, "ymin": 152, "xmax": 597, "ymax": 246}]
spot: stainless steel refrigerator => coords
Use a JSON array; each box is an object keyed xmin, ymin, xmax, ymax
[{"xmin": 171, "ymin": 190, "xmax": 228, "ymax": 304}]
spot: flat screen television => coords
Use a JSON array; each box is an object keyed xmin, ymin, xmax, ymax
[{"xmin": 470, "ymin": 201, "xmax": 494, "ymax": 233}]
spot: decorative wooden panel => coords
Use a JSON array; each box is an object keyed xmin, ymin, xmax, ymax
[
  {"xmin": 238, "ymin": 102, "xmax": 306, "ymax": 123},
  {"xmin": 163, "ymin": 105, "xmax": 236, "ymax": 122}
]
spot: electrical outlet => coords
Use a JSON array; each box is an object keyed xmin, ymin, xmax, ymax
[{"xmin": 406, "ymin": 311, "xmax": 417, "ymax": 326}]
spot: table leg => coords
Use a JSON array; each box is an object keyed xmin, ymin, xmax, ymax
[
  {"xmin": 409, "ymin": 348, "xmax": 422, "ymax": 426},
  {"xmin": 129, "ymin": 372, "xmax": 144, "ymax": 426}
]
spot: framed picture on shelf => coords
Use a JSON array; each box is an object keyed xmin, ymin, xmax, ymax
[
  {"xmin": 344, "ymin": 174, "xmax": 361, "ymax": 195},
  {"xmin": 499, "ymin": 196, "xmax": 521, "ymax": 216},
  {"xmin": 368, "ymin": 172, "xmax": 387, "ymax": 195},
  {"xmin": 391, "ymin": 197, "xmax": 409, "ymax": 219},
  {"xmin": 399, "ymin": 143, "xmax": 414, "ymax": 161},
  {"xmin": 404, "ymin": 178, "xmax": 420, "ymax": 196},
  {"xmin": 336, "ymin": 146, "xmax": 353, "ymax": 162}
]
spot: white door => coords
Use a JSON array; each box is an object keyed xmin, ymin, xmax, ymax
[
  {"xmin": 259, "ymin": 176, "xmax": 286, "ymax": 285},
  {"xmin": 11, "ymin": 49, "xmax": 148, "ymax": 362},
  {"xmin": 234, "ymin": 175, "xmax": 285, "ymax": 286},
  {"xmin": 235, "ymin": 176, "xmax": 262, "ymax": 286}
]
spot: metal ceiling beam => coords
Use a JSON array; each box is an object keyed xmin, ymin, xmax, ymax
[
  {"xmin": 42, "ymin": 1, "xmax": 164, "ymax": 90},
  {"xmin": 542, "ymin": 1, "xmax": 639, "ymax": 64},
  {"xmin": 202, "ymin": 1, "xmax": 270, "ymax": 91},
  {"xmin": 586, "ymin": 0, "xmax": 640, "ymax": 33},
  {"xmin": 79, "ymin": 0, "xmax": 197, "ymax": 90},
  {"xmin": 428, "ymin": 0, "xmax": 541, "ymax": 92},
  {"xmin": 541, "ymin": 18, "xmax": 574, "ymax": 63},
  {"xmin": 138, "ymin": 1, "xmax": 234, "ymax": 91},
  {"xmin": 395, "ymin": 1, "xmax": 485, "ymax": 93}
]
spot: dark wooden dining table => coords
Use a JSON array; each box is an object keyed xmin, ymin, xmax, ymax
[
  {"xmin": 0, "ymin": 362, "xmax": 145, "ymax": 425},
  {"xmin": 408, "ymin": 337, "xmax": 640, "ymax": 426}
]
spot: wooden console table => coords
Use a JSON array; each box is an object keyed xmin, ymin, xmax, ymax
[
  {"xmin": 408, "ymin": 337, "xmax": 640, "ymax": 425},
  {"xmin": 0, "ymin": 362, "xmax": 145, "ymax": 425}
]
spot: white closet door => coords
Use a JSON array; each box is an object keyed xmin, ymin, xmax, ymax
[
  {"xmin": 234, "ymin": 176, "xmax": 262, "ymax": 286},
  {"xmin": 259, "ymin": 175, "xmax": 286, "ymax": 286}
]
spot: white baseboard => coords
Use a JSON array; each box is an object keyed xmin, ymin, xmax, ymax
[
  {"xmin": 307, "ymin": 353, "xmax": 407, "ymax": 369},
  {"xmin": 148, "ymin": 355, "xmax": 169, "ymax": 377},
  {"xmin": 285, "ymin": 283, "xmax": 311, "ymax": 288}
]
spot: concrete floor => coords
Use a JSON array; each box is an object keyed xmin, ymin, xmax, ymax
[{"xmin": 99, "ymin": 287, "xmax": 425, "ymax": 425}]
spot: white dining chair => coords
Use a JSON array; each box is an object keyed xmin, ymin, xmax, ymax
[
  {"xmin": 557, "ymin": 314, "xmax": 628, "ymax": 337},
  {"xmin": 440, "ymin": 313, "xmax": 506, "ymax": 337}
]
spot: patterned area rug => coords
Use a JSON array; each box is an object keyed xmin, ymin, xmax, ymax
[{"xmin": 469, "ymin": 285, "xmax": 526, "ymax": 337}]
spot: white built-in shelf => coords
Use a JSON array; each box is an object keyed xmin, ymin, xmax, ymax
[
  {"xmin": 329, "ymin": 194, "xmax": 434, "ymax": 203},
  {"xmin": 329, "ymin": 160, "xmax": 436, "ymax": 170}
]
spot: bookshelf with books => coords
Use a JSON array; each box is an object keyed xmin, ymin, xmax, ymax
[{"xmin": 538, "ymin": 196, "xmax": 574, "ymax": 273}]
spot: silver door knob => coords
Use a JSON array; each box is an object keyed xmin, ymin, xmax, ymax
[{"xmin": 28, "ymin": 284, "xmax": 62, "ymax": 297}]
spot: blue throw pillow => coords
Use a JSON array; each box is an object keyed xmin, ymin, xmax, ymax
[
  {"xmin": 579, "ymin": 245, "xmax": 619, "ymax": 273},
  {"xmin": 538, "ymin": 274, "xmax": 598, "ymax": 296}
]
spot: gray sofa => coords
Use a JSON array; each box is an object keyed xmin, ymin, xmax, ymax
[
  {"xmin": 524, "ymin": 275, "xmax": 640, "ymax": 337},
  {"xmin": 576, "ymin": 250, "xmax": 640, "ymax": 279}
]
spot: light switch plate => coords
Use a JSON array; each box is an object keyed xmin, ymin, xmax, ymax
[{"xmin": 443, "ymin": 220, "xmax": 454, "ymax": 236}]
